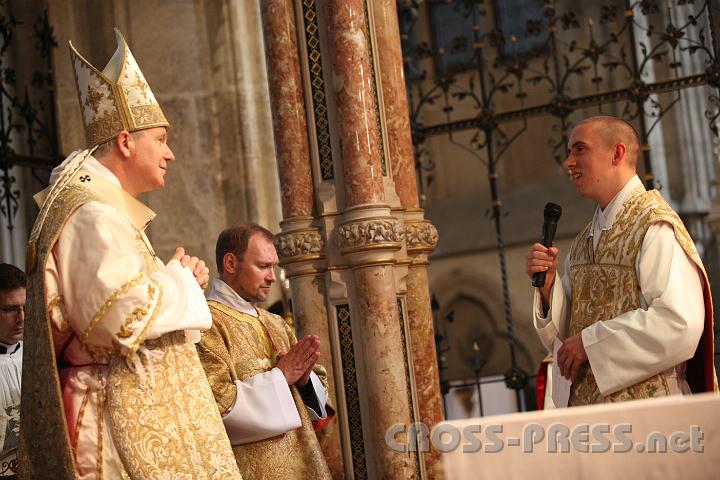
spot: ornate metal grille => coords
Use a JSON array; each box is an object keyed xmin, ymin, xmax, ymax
[
  {"xmin": 398, "ymin": 0, "xmax": 720, "ymax": 409},
  {"xmin": 0, "ymin": 4, "xmax": 59, "ymax": 232}
]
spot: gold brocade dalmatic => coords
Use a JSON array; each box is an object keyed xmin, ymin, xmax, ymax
[
  {"xmin": 20, "ymin": 177, "xmax": 241, "ymax": 479},
  {"xmin": 198, "ymin": 302, "xmax": 332, "ymax": 480},
  {"xmin": 20, "ymin": 185, "xmax": 95, "ymax": 478},
  {"xmin": 567, "ymin": 185, "xmax": 716, "ymax": 406}
]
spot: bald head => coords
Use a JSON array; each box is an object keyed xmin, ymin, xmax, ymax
[{"xmin": 574, "ymin": 116, "xmax": 640, "ymax": 170}]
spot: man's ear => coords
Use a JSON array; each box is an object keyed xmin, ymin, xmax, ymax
[
  {"xmin": 223, "ymin": 252, "xmax": 237, "ymax": 275},
  {"xmin": 116, "ymin": 130, "xmax": 133, "ymax": 159},
  {"xmin": 612, "ymin": 143, "xmax": 627, "ymax": 167}
]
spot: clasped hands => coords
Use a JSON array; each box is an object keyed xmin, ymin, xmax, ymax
[
  {"xmin": 170, "ymin": 247, "xmax": 209, "ymax": 290},
  {"xmin": 277, "ymin": 335, "xmax": 321, "ymax": 387}
]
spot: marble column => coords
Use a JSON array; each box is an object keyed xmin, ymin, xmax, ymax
[
  {"xmin": 326, "ymin": 0, "xmax": 417, "ymax": 477},
  {"xmin": 372, "ymin": 1, "xmax": 444, "ymax": 478},
  {"xmin": 260, "ymin": 0, "xmax": 343, "ymax": 476},
  {"xmin": 371, "ymin": 0, "xmax": 418, "ymax": 209},
  {"xmin": 262, "ymin": 0, "xmax": 313, "ymax": 218}
]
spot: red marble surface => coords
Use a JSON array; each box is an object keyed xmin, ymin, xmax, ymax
[
  {"xmin": 326, "ymin": 0, "xmax": 386, "ymax": 207},
  {"xmin": 354, "ymin": 265, "xmax": 419, "ymax": 478},
  {"xmin": 372, "ymin": 0, "xmax": 420, "ymax": 209},
  {"xmin": 373, "ymin": 4, "xmax": 443, "ymax": 477},
  {"xmin": 406, "ymin": 265, "xmax": 445, "ymax": 479},
  {"xmin": 262, "ymin": 0, "xmax": 315, "ymax": 218}
]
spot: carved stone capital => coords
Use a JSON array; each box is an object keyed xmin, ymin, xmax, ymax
[
  {"xmin": 405, "ymin": 220, "xmax": 439, "ymax": 254},
  {"xmin": 335, "ymin": 217, "xmax": 404, "ymax": 254},
  {"xmin": 275, "ymin": 229, "xmax": 324, "ymax": 264}
]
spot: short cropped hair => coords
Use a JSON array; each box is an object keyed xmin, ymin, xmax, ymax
[
  {"xmin": 0, "ymin": 263, "xmax": 26, "ymax": 291},
  {"xmin": 216, "ymin": 223, "xmax": 274, "ymax": 274},
  {"xmin": 576, "ymin": 116, "xmax": 641, "ymax": 167}
]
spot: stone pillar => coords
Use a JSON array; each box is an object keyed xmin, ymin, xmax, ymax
[
  {"xmin": 260, "ymin": 0, "xmax": 343, "ymax": 476},
  {"xmin": 324, "ymin": 1, "xmax": 417, "ymax": 478},
  {"xmin": 372, "ymin": 1, "xmax": 444, "ymax": 478},
  {"xmin": 263, "ymin": 0, "xmax": 434, "ymax": 477}
]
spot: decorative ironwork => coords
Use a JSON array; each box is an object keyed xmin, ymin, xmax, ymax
[
  {"xmin": 399, "ymin": 0, "xmax": 720, "ymax": 410},
  {"xmin": 0, "ymin": 4, "xmax": 60, "ymax": 231},
  {"xmin": 302, "ymin": 0, "xmax": 335, "ymax": 181},
  {"xmin": 335, "ymin": 303, "xmax": 367, "ymax": 479}
]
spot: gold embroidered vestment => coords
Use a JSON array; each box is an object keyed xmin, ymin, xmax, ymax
[
  {"xmin": 20, "ymin": 171, "xmax": 241, "ymax": 479},
  {"xmin": 567, "ymin": 185, "xmax": 716, "ymax": 405},
  {"xmin": 198, "ymin": 302, "xmax": 331, "ymax": 480}
]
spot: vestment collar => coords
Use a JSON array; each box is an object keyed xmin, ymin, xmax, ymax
[
  {"xmin": 35, "ymin": 155, "xmax": 156, "ymax": 231},
  {"xmin": 0, "ymin": 341, "xmax": 21, "ymax": 355},
  {"xmin": 591, "ymin": 175, "xmax": 642, "ymax": 234},
  {"xmin": 80, "ymin": 157, "xmax": 156, "ymax": 230}
]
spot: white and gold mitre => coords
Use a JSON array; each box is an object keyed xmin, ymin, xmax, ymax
[{"xmin": 69, "ymin": 28, "xmax": 169, "ymax": 147}]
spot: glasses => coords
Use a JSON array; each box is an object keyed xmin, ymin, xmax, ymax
[{"xmin": 0, "ymin": 305, "xmax": 24, "ymax": 316}]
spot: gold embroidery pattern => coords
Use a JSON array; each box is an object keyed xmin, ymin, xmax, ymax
[
  {"xmin": 207, "ymin": 301, "xmax": 273, "ymax": 358},
  {"xmin": 129, "ymin": 105, "xmax": 167, "ymax": 127},
  {"xmin": 47, "ymin": 295, "xmax": 70, "ymax": 333},
  {"xmin": 72, "ymin": 387, "xmax": 92, "ymax": 461},
  {"xmin": 198, "ymin": 306, "xmax": 331, "ymax": 479},
  {"xmin": 23, "ymin": 181, "xmax": 241, "ymax": 479},
  {"xmin": 107, "ymin": 230, "xmax": 240, "ymax": 479},
  {"xmin": 86, "ymin": 110, "xmax": 125, "ymax": 147},
  {"xmin": 118, "ymin": 307, "xmax": 146, "ymax": 338},
  {"xmin": 567, "ymin": 186, "xmax": 707, "ymax": 405},
  {"xmin": 107, "ymin": 331, "xmax": 240, "ymax": 479},
  {"xmin": 134, "ymin": 232, "xmax": 157, "ymax": 272},
  {"xmin": 22, "ymin": 185, "xmax": 99, "ymax": 478},
  {"xmin": 94, "ymin": 366, "xmax": 105, "ymax": 480},
  {"xmin": 130, "ymin": 71, "xmax": 149, "ymax": 100},
  {"xmin": 129, "ymin": 281, "xmax": 163, "ymax": 352},
  {"xmin": 117, "ymin": 282, "xmax": 158, "ymax": 339},
  {"xmin": 70, "ymin": 29, "xmax": 170, "ymax": 148},
  {"xmin": 84, "ymin": 87, "xmax": 104, "ymax": 115},
  {"xmin": 81, "ymin": 271, "xmax": 145, "ymax": 344}
]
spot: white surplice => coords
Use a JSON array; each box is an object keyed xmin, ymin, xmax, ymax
[
  {"xmin": 0, "ymin": 342, "xmax": 21, "ymax": 417},
  {"xmin": 0, "ymin": 341, "xmax": 21, "ymax": 476},
  {"xmin": 533, "ymin": 175, "xmax": 705, "ymax": 396}
]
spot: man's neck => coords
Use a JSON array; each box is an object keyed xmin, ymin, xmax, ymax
[
  {"xmin": 597, "ymin": 172, "xmax": 636, "ymax": 210},
  {"xmin": 210, "ymin": 278, "xmax": 258, "ymax": 317},
  {"xmin": 95, "ymin": 155, "xmax": 140, "ymax": 197},
  {"xmin": 218, "ymin": 277, "xmax": 254, "ymax": 305}
]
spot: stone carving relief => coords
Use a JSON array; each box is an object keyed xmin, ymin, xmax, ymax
[
  {"xmin": 275, "ymin": 230, "xmax": 324, "ymax": 260},
  {"xmin": 405, "ymin": 221, "xmax": 439, "ymax": 252},
  {"xmin": 336, "ymin": 218, "xmax": 404, "ymax": 251}
]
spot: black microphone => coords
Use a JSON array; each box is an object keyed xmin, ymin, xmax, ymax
[{"xmin": 532, "ymin": 202, "xmax": 562, "ymax": 288}]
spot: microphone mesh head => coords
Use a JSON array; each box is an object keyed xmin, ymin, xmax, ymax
[{"xmin": 544, "ymin": 202, "xmax": 562, "ymax": 220}]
